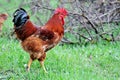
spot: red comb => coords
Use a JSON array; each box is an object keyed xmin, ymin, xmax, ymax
[{"xmin": 54, "ymin": 8, "xmax": 68, "ymax": 16}]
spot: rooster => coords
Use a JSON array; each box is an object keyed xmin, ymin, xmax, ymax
[
  {"xmin": 0, "ymin": 13, "xmax": 8, "ymax": 32},
  {"xmin": 12, "ymin": 8, "xmax": 67, "ymax": 73}
]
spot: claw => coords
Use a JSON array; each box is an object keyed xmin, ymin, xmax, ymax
[
  {"xmin": 44, "ymin": 70, "xmax": 48, "ymax": 73},
  {"xmin": 24, "ymin": 64, "xmax": 30, "ymax": 71},
  {"xmin": 26, "ymin": 65, "xmax": 30, "ymax": 71}
]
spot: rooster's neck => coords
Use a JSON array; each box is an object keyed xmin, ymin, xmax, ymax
[
  {"xmin": 15, "ymin": 20, "xmax": 37, "ymax": 41},
  {"xmin": 44, "ymin": 14, "xmax": 64, "ymax": 35}
]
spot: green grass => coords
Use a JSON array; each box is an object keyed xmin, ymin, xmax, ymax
[
  {"xmin": 0, "ymin": 36, "xmax": 120, "ymax": 80},
  {"xmin": 0, "ymin": 0, "xmax": 120, "ymax": 80}
]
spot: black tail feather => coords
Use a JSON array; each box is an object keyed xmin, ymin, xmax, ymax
[{"xmin": 13, "ymin": 8, "xmax": 29, "ymax": 28}]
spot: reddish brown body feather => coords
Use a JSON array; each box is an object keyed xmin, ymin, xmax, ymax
[
  {"xmin": 15, "ymin": 13, "xmax": 64, "ymax": 61},
  {"xmin": 35, "ymin": 28, "xmax": 54, "ymax": 41},
  {"xmin": 15, "ymin": 20, "xmax": 37, "ymax": 41},
  {"xmin": 0, "ymin": 13, "xmax": 8, "ymax": 32}
]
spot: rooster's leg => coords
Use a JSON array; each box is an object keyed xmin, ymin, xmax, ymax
[
  {"xmin": 26, "ymin": 58, "xmax": 33, "ymax": 71},
  {"xmin": 40, "ymin": 61, "xmax": 48, "ymax": 73},
  {"xmin": 38, "ymin": 53, "xmax": 47, "ymax": 73}
]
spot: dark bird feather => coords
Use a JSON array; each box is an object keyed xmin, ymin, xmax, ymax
[{"xmin": 13, "ymin": 8, "xmax": 29, "ymax": 28}]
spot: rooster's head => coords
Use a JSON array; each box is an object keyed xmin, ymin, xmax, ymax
[{"xmin": 54, "ymin": 8, "xmax": 68, "ymax": 18}]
